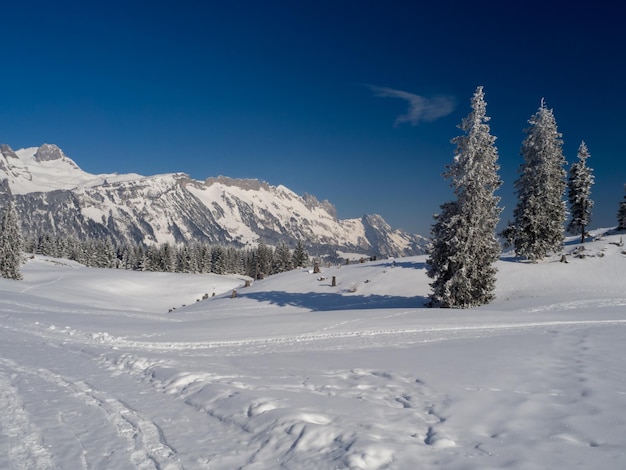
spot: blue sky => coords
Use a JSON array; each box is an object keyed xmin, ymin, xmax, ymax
[{"xmin": 1, "ymin": 1, "xmax": 624, "ymax": 236}]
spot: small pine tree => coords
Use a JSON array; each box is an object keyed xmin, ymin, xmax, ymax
[
  {"xmin": 618, "ymin": 185, "xmax": 626, "ymax": 230},
  {"xmin": 0, "ymin": 200, "xmax": 23, "ymax": 280},
  {"xmin": 291, "ymin": 239, "xmax": 309, "ymax": 268},
  {"xmin": 567, "ymin": 141, "xmax": 594, "ymax": 243},
  {"xmin": 176, "ymin": 245, "xmax": 193, "ymax": 273},
  {"xmin": 211, "ymin": 246, "xmax": 227, "ymax": 274},
  {"xmin": 503, "ymin": 99, "xmax": 567, "ymax": 261},
  {"xmin": 254, "ymin": 241, "xmax": 273, "ymax": 279},
  {"xmin": 427, "ymin": 86, "xmax": 502, "ymax": 308},
  {"xmin": 159, "ymin": 243, "xmax": 176, "ymax": 272},
  {"xmin": 272, "ymin": 242, "xmax": 292, "ymax": 273}
]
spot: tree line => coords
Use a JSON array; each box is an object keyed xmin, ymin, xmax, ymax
[
  {"xmin": 0, "ymin": 217, "xmax": 310, "ymax": 280},
  {"xmin": 23, "ymin": 234, "xmax": 309, "ymax": 278},
  {"xmin": 427, "ymin": 86, "xmax": 626, "ymax": 309}
]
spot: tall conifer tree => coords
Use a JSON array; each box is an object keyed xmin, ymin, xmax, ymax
[
  {"xmin": 0, "ymin": 200, "xmax": 23, "ymax": 280},
  {"xmin": 567, "ymin": 141, "xmax": 594, "ymax": 243},
  {"xmin": 427, "ymin": 86, "xmax": 502, "ymax": 308},
  {"xmin": 617, "ymin": 186, "xmax": 626, "ymax": 231},
  {"xmin": 504, "ymin": 100, "xmax": 567, "ymax": 261}
]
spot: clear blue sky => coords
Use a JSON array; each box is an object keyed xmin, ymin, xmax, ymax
[{"xmin": 1, "ymin": 0, "xmax": 624, "ymax": 236}]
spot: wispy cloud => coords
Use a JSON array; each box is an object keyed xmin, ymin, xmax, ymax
[{"xmin": 368, "ymin": 85, "xmax": 455, "ymax": 126}]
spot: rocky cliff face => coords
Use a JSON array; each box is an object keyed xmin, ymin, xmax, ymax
[{"xmin": 1, "ymin": 144, "xmax": 428, "ymax": 257}]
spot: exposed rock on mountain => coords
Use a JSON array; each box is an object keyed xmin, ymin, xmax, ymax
[{"xmin": 0, "ymin": 144, "xmax": 428, "ymax": 257}]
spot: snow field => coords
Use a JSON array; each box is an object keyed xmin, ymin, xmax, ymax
[{"xmin": 0, "ymin": 230, "xmax": 625, "ymax": 468}]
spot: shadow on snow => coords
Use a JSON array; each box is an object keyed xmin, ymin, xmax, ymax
[
  {"xmin": 238, "ymin": 290, "xmax": 428, "ymax": 312},
  {"xmin": 349, "ymin": 260, "xmax": 428, "ymax": 271}
]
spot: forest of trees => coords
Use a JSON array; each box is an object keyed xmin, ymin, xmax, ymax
[{"xmin": 19, "ymin": 234, "xmax": 310, "ymax": 279}]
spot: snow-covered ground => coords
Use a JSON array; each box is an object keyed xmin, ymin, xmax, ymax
[{"xmin": 1, "ymin": 230, "xmax": 625, "ymax": 469}]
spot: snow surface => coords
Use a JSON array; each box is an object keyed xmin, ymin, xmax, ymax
[
  {"xmin": 9, "ymin": 147, "xmax": 144, "ymax": 194},
  {"xmin": 188, "ymin": 179, "xmax": 370, "ymax": 248},
  {"xmin": 1, "ymin": 230, "xmax": 626, "ymax": 469}
]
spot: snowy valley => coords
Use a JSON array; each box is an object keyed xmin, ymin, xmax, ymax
[{"xmin": 0, "ymin": 229, "xmax": 625, "ymax": 469}]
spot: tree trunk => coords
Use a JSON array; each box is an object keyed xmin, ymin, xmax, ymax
[{"xmin": 581, "ymin": 223, "xmax": 586, "ymax": 244}]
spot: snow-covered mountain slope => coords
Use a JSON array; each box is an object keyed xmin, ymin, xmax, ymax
[
  {"xmin": 0, "ymin": 230, "xmax": 625, "ymax": 469},
  {"xmin": 0, "ymin": 143, "xmax": 427, "ymax": 256},
  {"xmin": 1, "ymin": 144, "xmax": 143, "ymax": 194}
]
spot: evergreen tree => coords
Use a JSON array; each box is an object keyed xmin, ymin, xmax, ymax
[
  {"xmin": 252, "ymin": 241, "xmax": 273, "ymax": 279},
  {"xmin": 211, "ymin": 246, "xmax": 227, "ymax": 274},
  {"xmin": 132, "ymin": 244, "xmax": 146, "ymax": 271},
  {"xmin": 0, "ymin": 200, "xmax": 23, "ymax": 280},
  {"xmin": 159, "ymin": 243, "xmax": 176, "ymax": 272},
  {"xmin": 503, "ymin": 99, "xmax": 567, "ymax": 261},
  {"xmin": 143, "ymin": 245, "xmax": 160, "ymax": 271},
  {"xmin": 226, "ymin": 246, "xmax": 244, "ymax": 274},
  {"xmin": 567, "ymin": 141, "xmax": 594, "ymax": 243},
  {"xmin": 37, "ymin": 233, "xmax": 55, "ymax": 256},
  {"xmin": 427, "ymin": 86, "xmax": 502, "ymax": 308},
  {"xmin": 618, "ymin": 185, "xmax": 626, "ymax": 230},
  {"xmin": 196, "ymin": 244, "xmax": 211, "ymax": 273},
  {"xmin": 176, "ymin": 245, "xmax": 188, "ymax": 272},
  {"xmin": 102, "ymin": 237, "xmax": 117, "ymax": 268},
  {"xmin": 291, "ymin": 239, "xmax": 309, "ymax": 268},
  {"xmin": 272, "ymin": 242, "xmax": 292, "ymax": 273}
]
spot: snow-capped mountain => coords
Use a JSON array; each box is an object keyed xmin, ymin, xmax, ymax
[{"xmin": 0, "ymin": 144, "xmax": 428, "ymax": 257}]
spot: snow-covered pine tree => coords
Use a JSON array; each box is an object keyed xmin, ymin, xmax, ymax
[
  {"xmin": 272, "ymin": 242, "xmax": 292, "ymax": 274},
  {"xmin": 567, "ymin": 141, "xmax": 594, "ymax": 243},
  {"xmin": 618, "ymin": 185, "xmax": 626, "ymax": 230},
  {"xmin": 226, "ymin": 246, "xmax": 244, "ymax": 274},
  {"xmin": 504, "ymin": 99, "xmax": 567, "ymax": 261},
  {"xmin": 291, "ymin": 239, "xmax": 309, "ymax": 268},
  {"xmin": 176, "ymin": 245, "xmax": 193, "ymax": 273},
  {"xmin": 160, "ymin": 243, "xmax": 176, "ymax": 272},
  {"xmin": 253, "ymin": 241, "xmax": 273, "ymax": 279},
  {"xmin": 0, "ymin": 200, "xmax": 24, "ymax": 280},
  {"xmin": 211, "ymin": 246, "xmax": 227, "ymax": 274},
  {"xmin": 199, "ymin": 244, "xmax": 213, "ymax": 273},
  {"xmin": 427, "ymin": 86, "xmax": 502, "ymax": 308}
]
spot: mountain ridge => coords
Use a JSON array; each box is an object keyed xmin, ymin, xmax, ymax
[{"xmin": 0, "ymin": 143, "xmax": 428, "ymax": 257}]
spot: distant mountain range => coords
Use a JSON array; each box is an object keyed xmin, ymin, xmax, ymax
[{"xmin": 0, "ymin": 143, "xmax": 428, "ymax": 257}]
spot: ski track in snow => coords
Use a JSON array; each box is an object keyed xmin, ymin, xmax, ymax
[
  {"xmin": 518, "ymin": 297, "xmax": 626, "ymax": 313},
  {"xmin": 19, "ymin": 272, "xmax": 69, "ymax": 294},
  {"xmin": 0, "ymin": 357, "xmax": 182, "ymax": 470},
  {"xmin": 0, "ymin": 367, "xmax": 57, "ymax": 470},
  {"xmin": 100, "ymin": 352, "xmax": 457, "ymax": 468},
  {"xmin": 4, "ymin": 314, "xmax": 626, "ymax": 356}
]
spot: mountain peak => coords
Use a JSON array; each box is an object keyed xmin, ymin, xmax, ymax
[
  {"xmin": 0, "ymin": 144, "xmax": 18, "ymax": 159},
  {"xmin": 33, "ymin": 144, "xmax": 74, "ymax": 165},
  {"xmin": 302, "ymin": 193, "xmax": 337, "ymax": 219}
]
